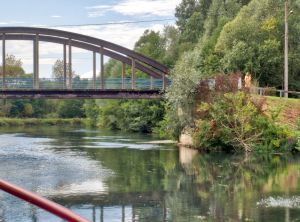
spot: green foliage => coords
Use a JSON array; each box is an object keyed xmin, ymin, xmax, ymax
[
  {"xmin": 192, "ymin": 92, "xmax": 296, "ymax": 152},
  {"xmin": 84, "ymin": 100, "xmax": 100, "ymax": 126},
  {"xmin": 296, "ymin": 119, "xmax": 300, "ymax": 151},
  {"xmin": 296, "ymin": 136, "xmax": 300, "ymax": 152},
  {"xmin": 0, "ymin": 54, "xmax": 25, "ymax": 77},
  {"xmin": 57, "ymin": 100, "xmax": 85, "ymax": 118},
  {"xmin": 0, "ymin": 118, "xmax": 84, "ymax": 127},
  {"xmin": 134, "ymin": 30, "xmax": 166, "ymax": 63},
  {"xmin": 52, "ymin": 59, "xmax": 75, "ymax": 79},
  {"xmin": 99, "ymin": 100, "xmax": 164, "ymax": 133},
  {"xmin": 175, "ymin": 0, "xmax": 212, "ymax": 44},
  {"xmin": 154, "ymin": 104, "xmax": 183, "ymax": 139},
  {"xmin": 165, "ymin": 50, "xmax": 206, "ymax": 128},
  {"xmin": 216, "ymin": 0, "xmax": 300, "ymax": 88}
]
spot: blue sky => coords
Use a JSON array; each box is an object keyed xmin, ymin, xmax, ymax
[{"xmin": 0, "ymin": 0, "xmax": 180, "ymax": 77}]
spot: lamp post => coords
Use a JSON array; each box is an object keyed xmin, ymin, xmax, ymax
[{"xmin": 284, "ymin": 0, "xmax": 291, "ymax": 98}]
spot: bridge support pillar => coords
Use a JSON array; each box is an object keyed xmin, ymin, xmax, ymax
[
  {"xmin": 33, "ymin": 34, "xmax": 39, "ymax": 89},
  {"xmin": 122, "ymin": 62, "xmax": 126, "ymax": 89},
  {"xmin": 68, "ymin": 39, "xmax": 72, "ymax": 89},
  {"xmin": 93, "ymin": 52, "xmax": 96, "ymax": 89},
  {"xmin": 100, "ymin": 47, "xmax": 104, "ymax": 89},
  {"xmin": 63, "ymin": 44, "xmax": 67, "ymax": 89},
  {"xmin": 2, "ymin": 34, "xmax": 6, "ymax": 89},
  {"xmin": 131, "ymin": 58, "xmax": 136, "ymax": 90},
  {"xmin": 100, "ymin": 206, "xmax": 103, "ymax": 222},
  {"xmin": 150, "ymin": 77, "xmax": 154, "ymax": 90}
]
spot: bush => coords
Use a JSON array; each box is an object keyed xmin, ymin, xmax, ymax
[
  {"xmin": 57, "ymin": 100, "xmax": 85, "ymax": 118},
  {"xmin": 192, "ymin": 92, "xmax": 296, "ymax": 152},
  {"xmin": 296, "ymin": 119, "xmax": 300, "ymax": 151},
  {"xmin": 99, "ymin": 100, "xmax": 165, "ymax": 133}
]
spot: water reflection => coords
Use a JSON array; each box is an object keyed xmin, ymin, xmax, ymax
[{"xmin": 0, "ymin": 127, "xmax": 300, "ymax": 221}]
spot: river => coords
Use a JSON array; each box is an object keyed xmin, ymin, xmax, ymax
[{"xmin": 0, "ymin": 126, "xmax": 300, "ymax": 222}]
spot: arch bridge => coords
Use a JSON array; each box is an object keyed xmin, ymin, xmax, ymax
[{"xmin": 0, "ymin": 27, "xmax": 169, "ymax": 99}]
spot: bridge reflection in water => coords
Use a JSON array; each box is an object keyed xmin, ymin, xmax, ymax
[{"xmin": 48, "ymin": 192, "xmax": 168, "ymax": 222}]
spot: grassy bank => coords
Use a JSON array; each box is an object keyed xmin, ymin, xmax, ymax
[
  {"xmin": 265, "ymin": 96, "xmax": 300, "ymax": 130},
  {"xmin": 0, "ymin": 118, "xmax": 85, "ymax": 127}
]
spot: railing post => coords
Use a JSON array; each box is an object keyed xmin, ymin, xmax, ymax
[
  {"xmin": 2, "ymin": 34, "xmax": 5, "ymax": 89},
  {"xmin": 162, "ymin": 73, "xmax": 166, "ymax": 90},
  {"xmin": 100, "ymin": 206, "xmax": 104, "ymax": 222},
  {"xmin": 68, "ymin": 39, "xmax": 72, "ymax": 89},
  {"xmin": 93, "ymin": 51, "xmax": 96, "ymax": 89},
  {"xmin": 150, "ymin": 77, "xmax": 154, "ymax": 90},
  {"xmin": 122, "ymin": 62, "xmax": 126, "ymax": 89},
  {"xmin": 131, "ymin": 58, "xmax": 136, "ymax": 90},
  {"xmin": 100, "ymin": 46, "xmax": 104, "ymax": 89},
  {"xmin": 33, "ymin": 34, "xmax": 39, "ymax": 89},
  {"xmin": 63, "ymin": 43, "xmax": 67, "ymax": 89},
  {"xmin": 122, "ymin": 205, "xmax": 125, "ymax": 222}
]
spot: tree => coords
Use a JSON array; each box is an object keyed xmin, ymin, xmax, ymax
[
  {"xmin": 57, "ymin": 100, "xmax": 85, "ymax": 118},
  {"xmin": 176, "ymin": 0, "xmax": 213, "ymax": 45},
  {"xmin": 215, "ymin": 0, "xmax": 300, "ymax": 88},
  {"xmin": 52, "ymin": 59, "xmax": 75, "ymax": 79},
  {"xmin": 84, "ymin": 100, "xmax": 100, "ymax": 126},
  {"xmin": 0, "ymin": 54, "xmax": 25, "ymax": 77},
  {"xmin": 134, "ymin": 30, "xmax": 166, "ymax": 63}
]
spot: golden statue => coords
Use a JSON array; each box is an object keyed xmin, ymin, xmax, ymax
[{"xmin": 244, "ymin": 72, "xmax": 252, "ymax": 88}]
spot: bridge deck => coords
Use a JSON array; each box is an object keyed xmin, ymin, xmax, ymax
[{"xmin": 0, "ymin": 78, "xmax": 166, "ymax": 99}]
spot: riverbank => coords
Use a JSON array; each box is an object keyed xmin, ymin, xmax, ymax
[
  {"xmin": 179, "ymin": 93, "xmax": 300, "ymax": 152},
  {"xmin": 0, "ymin": 118, "xmax": 85, "ymax": 127},
  {"xmin": 264, "ymin": 96, "xmax": 300, "ymax": 130}
]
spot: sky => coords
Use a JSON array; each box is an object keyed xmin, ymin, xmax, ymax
[{"xmin": 0, "ymin": 0, "xmax": 180, "ymax": 77}]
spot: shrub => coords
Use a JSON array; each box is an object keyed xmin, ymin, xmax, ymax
[{"xmin": 192, "ymin": 92, "xmax": 295, "ymax": 152}]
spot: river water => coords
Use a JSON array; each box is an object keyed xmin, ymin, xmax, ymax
[{"xmin": 0, "ymin": 126, "xmax": 300, "ymax": 222}]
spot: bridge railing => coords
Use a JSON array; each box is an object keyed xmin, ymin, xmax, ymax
[
  {"xmin": 2, "ymin": 78, "xmax": 168, "ymax": 90},
  {"xmin": 251, "ymin": 87, "xmax": 300, "ymax": 98}
]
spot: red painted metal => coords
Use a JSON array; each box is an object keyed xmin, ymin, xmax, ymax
[{"xmin": 0, "ymin": 179, "xmax": 90, "ymax": 222}]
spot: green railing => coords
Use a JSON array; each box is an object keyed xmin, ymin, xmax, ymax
[{"xmin": 1, "ymin": 78, "xmax": 167, "ymax": 90}]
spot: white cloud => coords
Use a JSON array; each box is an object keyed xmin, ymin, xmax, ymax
[
  {"xmin": 57, "ymin": 23, "xmax": 166, "ymax": 49},
  {"xmin": 86, "ymin": 0, "xmax": 180, "ymax": 17},
  {"xmin": 0, "ymin": 21, "xmax": 25, "ymax": 25},
  {"xmin": 51, "ymin": 15, "xmax": 62, "ymax": 18}
]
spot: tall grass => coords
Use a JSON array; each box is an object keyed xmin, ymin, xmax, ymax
[{"xmin": 0, "ymin": 118, "xmax": 85, "ymax": 127}]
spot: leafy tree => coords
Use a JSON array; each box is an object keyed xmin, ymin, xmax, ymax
[
  {"xmin": 215, "ymin": 0, "xmax": 300, "ymax": 88},
  {"xmin": 0, "ymin": 54, "xmax": 25, "ymax": 77},
  {"xmin": 52, "ymin": 59, "xmax": 75, "ymax": 79},
  {"xmin": 84, "ymin": 100, "xmax": 100, "ymax": 126},
  {"xmin": 104, "ymin": 59, "xmax": 122, "ymax": 78},
  {"xmin": 134, "ymin": 30, "xmax": 166, "ymax": 63},
  {"xmin": 57, "ymin": 100, "xmax": 85, "ymax": 118},
  {"xmin": 99, "ymin": 100, "xmax": 164, "ymax": 133},
  {"xmin": 23, "ymin": 103, "xmax": 34, "ymax": 117},
  {"xmin": 175, "ymin": 0, "xmax": 211, "ymax": 33}
]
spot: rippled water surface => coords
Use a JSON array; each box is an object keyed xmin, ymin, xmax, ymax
[{"xmin": 0, "ymin": 126, "xmax": 300, "ymax": 222}]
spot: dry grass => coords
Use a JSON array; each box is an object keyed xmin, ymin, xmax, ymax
[{"xmin": 264, "ymin": 96, "xmax": 300, "ymax": 129}]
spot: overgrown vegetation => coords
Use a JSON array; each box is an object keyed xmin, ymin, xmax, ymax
[
  {"xmin": 0, "ymin": 118, "xmax": 84, "ymax": 127},
  {"xmin": 193, "ymin": 92, "xmax": 296, "ymax": 152}
]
